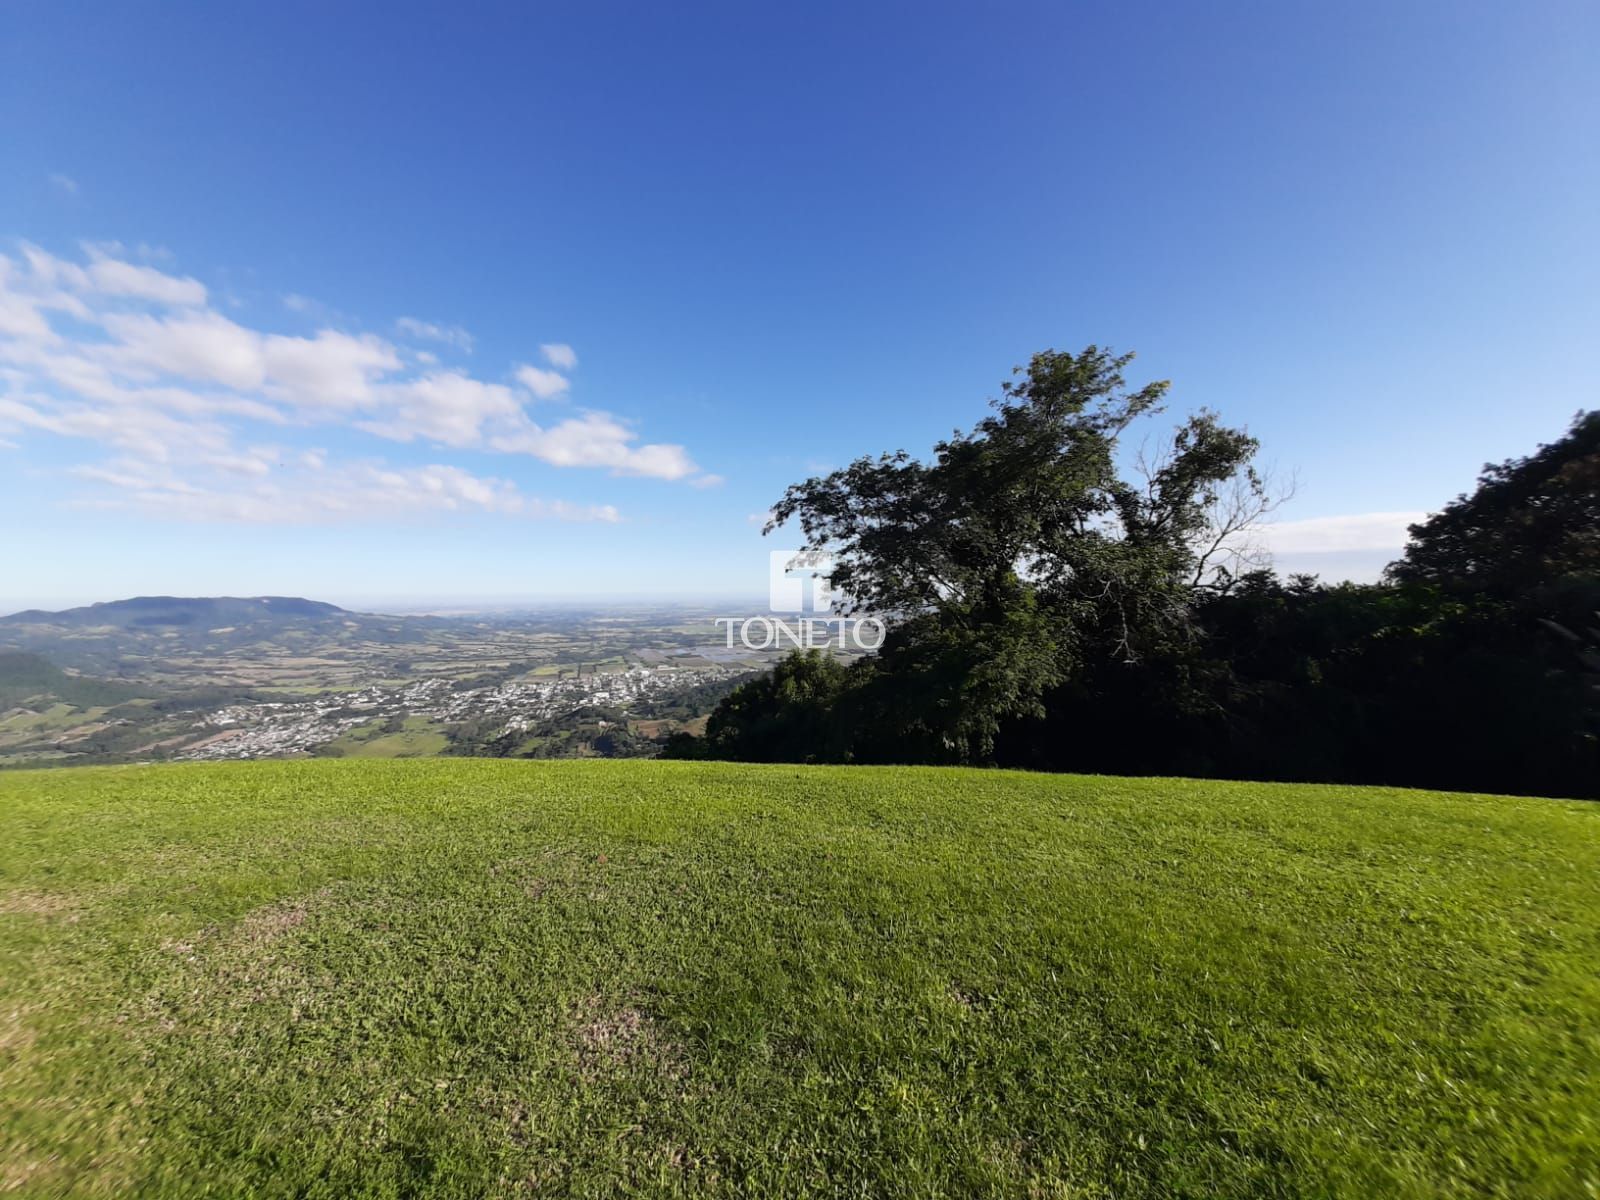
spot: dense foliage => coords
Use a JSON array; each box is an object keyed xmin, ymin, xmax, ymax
[{"xmin": 675, "ymin": 354, "xmax": 1598, "ymax": 798}]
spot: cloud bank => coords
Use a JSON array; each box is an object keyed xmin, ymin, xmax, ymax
[
  {"xmin": 0, "ymin": 242, "xmax": 715, "ymax": 522},
  {"xmin": 1259, "ymin": 511, "xmax": 1426, "ymax": 555}
]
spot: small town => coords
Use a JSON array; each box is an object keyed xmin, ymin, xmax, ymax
[{"xmin": 180, "ymin": 664, "xmax": 742, "ymax": 760}]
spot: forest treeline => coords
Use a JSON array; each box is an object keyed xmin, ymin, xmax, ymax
[{"xmin": 667, "ymin": 347, "xmax": 1599, "ymax": 799}]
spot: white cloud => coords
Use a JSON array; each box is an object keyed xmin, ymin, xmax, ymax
[
  {"xmin": 618, "ymin": 442, "xmax": 701, "ymax": 480},
  {"xmin": 0, "ymin": 394, "xmax": 233, "ymax": 461},
  {"xmin": 396, "ymin": 316, "xmax": 474, "ymax": 352},
  {"xmin": 689, "ymin": 473, "xmax": 726, "ymax": 489},
  {"xmin": 540, "ymin": 342, "xmax": 577, "ymax": 370},
  {"xmin": 202, "ymin": 447, "xmax": 279, "ymax": 477},
  {"xmin": 0, "ymin": 240, "xmax": 708, "ymax": 514},
  {"xmin": 49, "ymin": 173, "xmax": 78, "ymax": 196},
  {"xmin": 540, "ymin": 499, "xmax": 621, "ymax": 522},
  {"xmin": 282, "ymin": 293, "xmax": 314, "ymax": 313},
  {"xmin": 1259, "ymin": 511, "xmax": 1427, "ymax": 555},
  {"xmin": 85, "ymin": 254, "xmax": 207, "ymax": 307},
  {"xmin": 101, "ymin": 309, "xmax": 266, "ymax": 389},
  {"xmin": 515, "ymin": 364, "xmax": 570, "ymax": 399},
  {"xmin": 365, "ymin": 372, "xmax": 523, "ymax": 446},
  {"xmin": 0, "ymin": 273, "xmax": 57, "ymax": 343},
  {"xmin": 17, "ymin": 244, "xmax": 89, "ymax": 293},
  {"xmin": 68, "ymin": 454, "xmax": 619, "ymax": 525},
  {"xmin": 86, "ymin": 311, "xmax": 397, "ymax": 409},
  {"xmin": 490, "ymin": 411, "xmax": 698, "ymax": 480},
  {"xmin": 72, "ymin": 461, "xmax": 202, "ymax": 494},
  {"xmin": 263, "ymin": 329, "xmax": 400, "ymax": 408}
]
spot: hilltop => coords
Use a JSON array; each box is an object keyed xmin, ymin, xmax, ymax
[
  {"xmin": 0, "ymin": 595, "xmax": 347, "ymax": 629},
  {"xmin": 0, "ymin": 594, "xmax": 420, "ymax": 681},
  {"xmin": 2, "ymin": 759, "xmax": 1595, "ymax": 1197}
]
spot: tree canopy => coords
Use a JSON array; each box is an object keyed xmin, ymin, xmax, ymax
[
  {"xmin": 673, "ymin": 354, "xmax": 1598, "ymax": 799},
  {"xmin": 1388, "ymin": 410, "xmax": 1600, "ymax": 595}
]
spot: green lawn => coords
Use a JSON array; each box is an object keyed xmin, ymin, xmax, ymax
[{"xmin": 1, "ymin": 760, "xmax": 1596, "ymax": 1198}]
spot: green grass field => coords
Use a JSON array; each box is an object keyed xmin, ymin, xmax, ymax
[
  {"xmin": 1, "ymin": 761, "xmax": 1596, "ymax": 1198},
  {"xmin": 325, "ymin": 716, "xmax": 452, "ymax": 759}
]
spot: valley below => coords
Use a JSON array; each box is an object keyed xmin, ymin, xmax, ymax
[{"xmin": 0, "ymin": 597, "xmax": 802, "ymax": 767}]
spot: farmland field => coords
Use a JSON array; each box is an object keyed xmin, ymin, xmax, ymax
[
  {"xmin": 1, "ymin": 760, "xmax": 1596, "ymax": 1197},
  {"xmin": 0, "ymin": 605, "xmax": 796, "ymax": 767}
]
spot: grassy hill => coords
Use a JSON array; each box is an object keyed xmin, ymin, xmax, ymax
[
  {"xmin": 0, "ymin": 651, "xmax": 142, "ymax": 710},
  {"xmin": 1, "ymin": 761, "xmax": 1595, "ymax": 1198}
]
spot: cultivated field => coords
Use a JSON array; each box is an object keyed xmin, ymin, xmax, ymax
[
  {"xmin": 1, "ymin": 761, "xmax": 1595, "ymax": 1197},
  {"xmin": 0, "ymin": 606, "xmax": 785, "ymax": 767}
]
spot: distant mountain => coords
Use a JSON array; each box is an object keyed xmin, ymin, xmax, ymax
[
  {"xmin": 0, "ymin": 651, "xmax": 143, "ymax": 708},
  {"xmin": 0, "ymin": 595, "xmax": 446, "ymax": 679},
  {"xmin": 0, "ymin": 596, "xmax": 348, "ymax": 629}
]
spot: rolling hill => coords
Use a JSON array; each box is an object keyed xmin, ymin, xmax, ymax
[
  {"xmin": 0, "ymin": 595, "xmax": 348, "ymax": 629},
  {"xmin": 0, "ymin": 594, "xmax": 424, "ymax": 680},
  {"xmin": 1, "ymin": 760, "xmax": 1595, "ymax": 1197},
  {"xmin": 0, "ymin": 650, "xmax": 143, "ymax": 709}
]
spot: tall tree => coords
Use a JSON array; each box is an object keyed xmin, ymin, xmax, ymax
[
  {"xmin": 1388, "ymin": 410, "xmax": 1600, "ymax": 594},
  {"xmin": 759, "ymin": 346, "xmax": 1265, "ymax": 761}
]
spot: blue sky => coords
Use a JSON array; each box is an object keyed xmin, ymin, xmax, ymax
[{"xmin": 1, "ymin": 1, "xmax": 1595, "ymax": 610}]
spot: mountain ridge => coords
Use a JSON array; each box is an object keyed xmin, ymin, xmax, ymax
[{"xmin": 0, "ymin": 596, "xmax": 348, "ymax": 628}]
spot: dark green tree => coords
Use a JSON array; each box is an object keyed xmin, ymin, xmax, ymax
[
  {"xmin": 1387, "ymin": 411, "xmax": 1599, "ymax": 595},
  {"xmin": 753, "ymin": 346, "xmax": 1265, "ymax": 762},
  {"xmin": 702, "ymin": 650, "xmax": 852, "ymax": 763},
  {"xmin": 687, "ymin": 363, "xmax": 1598, "ymax": 796}
]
